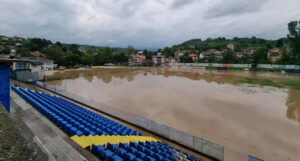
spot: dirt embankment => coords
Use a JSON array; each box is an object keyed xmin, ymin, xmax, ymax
[{"xmin": 0, "ymin": 107, "xmax": 42, "ymax": 161}]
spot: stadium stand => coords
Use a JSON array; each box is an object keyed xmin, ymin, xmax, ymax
[{"xmin": 12, "ymin": 86, "xmax": 204, "ymax": 161}]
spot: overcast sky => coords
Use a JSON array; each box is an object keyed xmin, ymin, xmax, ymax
[{"xmin": 0, "ymin": 0, "xmax": 299, "ymax": 49}]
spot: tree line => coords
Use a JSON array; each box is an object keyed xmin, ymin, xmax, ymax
[
  {"xmin": 162, "ymin": 21, "xmax": 300, "ymax": 65},
  {"xmin": 1, "ymin": 20, "xmax": 300, "ymax": 66}
]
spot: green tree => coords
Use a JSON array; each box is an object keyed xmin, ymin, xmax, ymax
[
  {"xmin": 0, "ymin": 46, "xmax": 10, "ymax": 54},
  {"xmin": 287, "ymin": 21, "xmax": 300, "ymax": 64},
  {"xmin": 207, "ymin": 55, "xmax": 216, "ymax": 63},
  {"xmin": 112, "ymin": 52, "xmax": 128, "ymax": 64},
  {"xmin": 80, "ymin": 53, "xmax": 95, "ymax": 65},
  {"xmin": 17, "ymin": 47, "xmax": 30, "ymax": 57},
  {"xmin": 126, "ymin": 46, "xmax": 135, "ymax": 56},
  {"xmin": 64, "ymin": 53, "xmax": 80, "ymax": 67},
  {"xmin": 278, "ymin": 49, "xmax": 293, "ymax": 65},
  {"xmin": 69, "ymin": 44, "xmax": 80, "ymax": 55},
  {"xmin": 238, "ymin": 54, "xmax": 251, "ymax": 64},
  {"xmin": 30, "ymin": 38, "xmax": 52, "ymax": 50},
  {"xmin": 275, "ymin": 38, "xmax": 285, "ymax": 48},
  {"xmin": 43, "ymin": 45, "xmax": 65, "ymax": 65},
  {"xmin": 179, "ymin": 54, "xmax": 193, "ymax": 63},
  {"xmin": 22, "ymin": 40, "xmax": 38, "ymax": 51},
  {"xmin": 162, "ymin": 47, "xmax": 174, "ymax": 57},
  {"xmin": 252, "ymin": 47, "xmax": 270, "ymax": 64},
  {"xmin": 222, "ymin": 50, "xmax": 237, "ymax": 63}
]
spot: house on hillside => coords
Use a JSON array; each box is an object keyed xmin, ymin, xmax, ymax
[
  {"xmin": 129, "ymin": 52, "xmax": 146, "ymax": 65},
  {"xmin": 78, "ymin": 47, "xmax": 87, "ymax": 53},
  {"xmin": 242, "ymin": 47, "xmax": 260, "ymax": 55},
  {"xmin": 174, "ymin": 50, "xmax": 184, "ymax": 63},
  {"xmin": 188, "ymin": 53, "xmax": 198, "ymax": 61},
  {"xmin": 200, "ymin": 49, "xmax": 223, "ymax": 61},
  {"xmin": 1, "ymin": 37, "xmax": 9, "ymax": 41},
  {"xmin": 166, "ymin": 57, "xmax": 176, "ymax": 64},
  {"xmin": 30, "ymin": 51, "xmax": 45, "ymax": 57},
  {"xmin": 152, "ymin": 52, "xmax": 166, "ymax": 66},
  {"xmin": 268, "ymin": 48, "xmax": 281, "ymax": 63},
  {"xmin": 10, "ymin": 46, "xmax": 16, "ymax": 54},
  {"xmin": 39, "ymin": 58, "xmax": 57, "ymax": 70},
  {"xmin": 227, "ymin": 44, "xmax": 235, "ymax": 51}
]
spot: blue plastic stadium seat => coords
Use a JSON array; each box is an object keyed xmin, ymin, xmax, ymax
[
  {"xmin": 144, "ymin": 156, "xmax": 156, "ymax": 161},
  {"xmin": 133, "ymin": 158, "xmax": 143, "ymax": 161},
  {"xmin": 124, "ymin": 153, "xmax": 136, "ymax": 161},
  {"xmin": 119, "ymin": 143, "xmax": 129, "ymax": 149},
  {"xmin": 135, "ymin": 152, "xmax": 146, "ymax": 159},
  {"xmin": 91, "ymin": 145, "xmax": 105, "ymax": 155},
  {"xmin": 128, "ymin": 147, "xmax": 137, "ymax": 154},
  {"xmin": 108, "ymin": 155, "xmax": 124, "ymax": 161},
  {"xmin": 116, "ymin": 148, "xmax": 127, "ymax": 156},
  {"xmin": 153, "ymin": 154, "xmax": 163, "ymax": 161},
  {"xmin": 107, "ymin": 143, "xmax": 118, "ymax": 152},
  {"xmin": 100, "ymin": 150, "xmax": 114, "ymax": 161}
]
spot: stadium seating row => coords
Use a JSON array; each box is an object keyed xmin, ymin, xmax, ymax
[{"xmin": 12, "ymin": 86, "xmax": 204, "ymax": 161}]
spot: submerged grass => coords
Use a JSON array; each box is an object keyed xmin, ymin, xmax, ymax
[
  {"xmin": 282, "ymin": 80, "xmax": 300, "ymax": 90},
  {"xmin": 233, "ymin": 77, "xmax": 300, "ymax": 90},
  {"xmin": 233, "ymin": 78, "xmax": 284, "ymax": 88}
]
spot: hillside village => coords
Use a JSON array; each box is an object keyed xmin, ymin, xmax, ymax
[{"xmin": 0, "ymin": 35, "xmax": 289, "ymax": 70}]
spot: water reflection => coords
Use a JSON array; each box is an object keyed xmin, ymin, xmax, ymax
[
  {"xmin": 286, "ymin": 89, "xmax": 300, "ymax": 122},
  {"xmin": 46, "ymin": 68, "xmax": 300, "ymax": 122}
]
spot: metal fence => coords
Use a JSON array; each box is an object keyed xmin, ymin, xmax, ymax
[
  {"xmin": 12, "ymin": 71, "xmax": 44, "ymax": 82},
  {"xmin": 33, "ymin": 81, "xmax": 225, "ymax": 161},
  {"xmin": 171, "ymin": 63, "xmax": 300, "ymax": 70}
]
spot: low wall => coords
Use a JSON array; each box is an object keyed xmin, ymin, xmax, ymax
[
  {"xmin": 170, "ymin": 63, "xmax": 300, "ymax": 70},
  {"xmin": 12, "ymin": 71, "xmax": 44, "ymax": 82}
]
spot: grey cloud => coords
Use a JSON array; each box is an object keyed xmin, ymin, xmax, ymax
[
  {"xmin": 171, "ymin": 0, "xmax": 195, "ymax": 9},
  {"xmin": 0, "ymin": 0, "xmax": 299, "ymax": 49},
  {"xmin": 204, "ymin": 0, "xmax": 267, "ymax": 19}
]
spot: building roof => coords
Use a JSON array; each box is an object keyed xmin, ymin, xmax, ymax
[
  {"xmin": 36, "ymin": 57, "xmax": 54, "ymax": 63},
  {"xmin": 30, "ymin": 51, "xmax": 45, "ymax": 57},
  {"xmin": 152, "ymin": 55, "xmax": 165, "ymax": 58},
  {"xmin": 132, "ymin": 55, "xmax": 146, "ymax": 59},
  {"xmin": 201, "ymin": 49, "xmax": 223, "ymax": 56},
  {"xmin": 188, "ymin": 53, "xmax": 197, "ymax": 57},
  {"xmin": 19, "ymin": 57, "xmax": 44, "ymax": 65},
  {"xmin": 0, "ymin": 58, "xmax": 38, "ymax": 65},
  {"xmin": 269, "ymin": 48, "xmax": 280, "ymax": 53}
]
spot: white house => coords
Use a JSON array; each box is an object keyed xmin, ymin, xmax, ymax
[
  {"xmin": 39, "ymin": 58, "xmax": 57, "ymax": 70},
  {"xmin": 152, "ymin": 52, "xmax": 166, "ymax": 66},
  {"xmin": 129, "ymin": 52, "xmax": 146, "ymax": 66}
]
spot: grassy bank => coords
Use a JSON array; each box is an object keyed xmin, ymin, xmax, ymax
[{"xmin": 233, "ymin": 77, "xmax": 300, "ymax": 90}]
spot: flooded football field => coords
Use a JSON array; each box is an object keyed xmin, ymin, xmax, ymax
[{"xmin": 45, "ymin": 68, "xmax": 300, "ymax": 161}]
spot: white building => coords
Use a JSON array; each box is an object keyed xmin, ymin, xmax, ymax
[
  {"xmin": 12, "ymin": 58, "xmax": 44, "ymax": 81},
  {"xmin": 12, "ymin": 60, "xmax": 42, "ymax": 72},
  {"xmin": 152, "ymin": 53, "xmax": 166, "ymax": 66},
  {"xmin": 174, "ymin": 50, "xmax": 184, "ymax": 63},
  {"xmin": 39, "ymin": 58, "xmax": 57, "ymax": 70}
]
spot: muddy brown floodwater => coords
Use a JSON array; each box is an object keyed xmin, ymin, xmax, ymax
[{"xmin": 45, "ymin": 68, "xmax": 300, "ymax": 161}]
